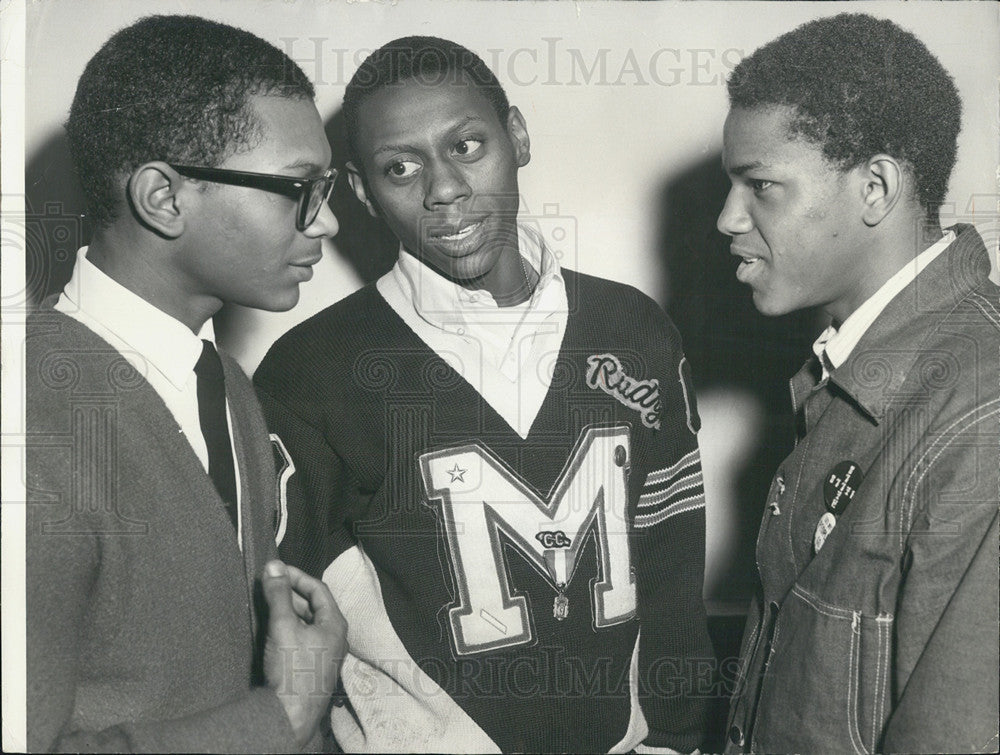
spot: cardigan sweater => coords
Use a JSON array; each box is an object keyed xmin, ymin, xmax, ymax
[
  {"xmin": 25, "ymin": 306, "xmax": 297, "ymax": 753},
  {"xmin": 255, "ymin": 268, "xmax": 714, "ymax": 753}
]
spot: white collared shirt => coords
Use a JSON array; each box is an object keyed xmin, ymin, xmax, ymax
[
  {"xmin": 55, "ymin": 247, "xmax": 243, "ymax": 544},
  {"xmin": 813, "ymin": 231, "xmax": 955, "ymax": 379},
  {"xmin": 377, "ymin": 224, "xmax": 569, "ymax": 438}
]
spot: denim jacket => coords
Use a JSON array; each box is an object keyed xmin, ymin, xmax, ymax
[{"xmin": 726, "ymin": 225, "xmax": 1000, "ymax": 754}]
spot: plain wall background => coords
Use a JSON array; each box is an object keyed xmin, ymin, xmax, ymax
[{"xmin": 22, "ymin": 0, "xmax": 1000, "ymax": 606}]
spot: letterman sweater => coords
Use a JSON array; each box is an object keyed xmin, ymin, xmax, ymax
[{"xmin": 255, "ymin": 269, "xmax": 713, "ymax": 753}]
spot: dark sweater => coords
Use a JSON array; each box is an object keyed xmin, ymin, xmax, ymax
[
  {"xmin": 25, "ymin": 307, "xmax": 297, "ymax": 753},
  {"xmin": 256, "ymin": 269, "xmax": 713, "ymax": 752}
]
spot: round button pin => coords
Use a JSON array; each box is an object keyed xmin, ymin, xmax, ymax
[
  {"xmin": 823, "ymin": 460, "xmax": 863, "ymax": 515},
  {"xmin": 614, "ymin": 445, "xmax": 627, "ymax": 467},
  {"xmin": 729, "ymin": 725, "xmax": 744, "ymax": 746}
]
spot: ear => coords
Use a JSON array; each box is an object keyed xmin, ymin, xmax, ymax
[
  {"xmin": 506, "ymin": 106, "xmax": 531, "ymax": 168},
  {"xmin": 859, "ymin": 154, "xmax": 903, "ymax": 227},
  {"xmin": 346, "ymin": 161, "xmax": 380, "ymax": 218},
  {"xmin": 126, "ymin": 162, "xmax": 188, "ymax": 238}
]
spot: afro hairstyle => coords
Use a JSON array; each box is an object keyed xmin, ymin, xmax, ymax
[{"xmin": 727, "ymin": 13, "xmax": 961, "ymax": 213}]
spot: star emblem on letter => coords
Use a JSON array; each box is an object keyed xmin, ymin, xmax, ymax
[{"xmin": 447, "ymin": 463, "xmax": 467, "ymax": 483}]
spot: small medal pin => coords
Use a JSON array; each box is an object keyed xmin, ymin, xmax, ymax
[
  {"xmin": 813, "ymin": 511, "xmax": 837, "ymax": 553},
  {"xmin": 553, "ymin": 583, "xmax": 569, "ymax": 621}
]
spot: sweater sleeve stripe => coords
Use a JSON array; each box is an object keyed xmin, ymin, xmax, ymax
[
  {"xmin": 633, "ymin": 493, "xmax": 706, "ymax": 529},
  {"xmin": 637, "ymin": 470, "xmax": 704, "ymax": 509},
  {"xmin": 645, "ymin": 448, "xmax": 700, "ymax": 485}
]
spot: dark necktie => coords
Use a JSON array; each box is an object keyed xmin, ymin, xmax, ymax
[{"xmin": 194, "ymin": 340, "xmax": 239, "ymax": 531}]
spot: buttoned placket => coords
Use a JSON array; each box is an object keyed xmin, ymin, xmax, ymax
[{"xmin": 731, "ymin": 356, "xmax": 827, "ymax": 752}]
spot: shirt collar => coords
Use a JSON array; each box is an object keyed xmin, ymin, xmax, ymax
[
  {"xmin": 58, "ymin": 247, "xmax": 213, "ymax": 389},
  {"xmin": 388, "ymin": 222, "xmax": 565, "ymax": 331},
  {"xmin": 813, "ymin": 230, "xmax": 956, "ymax": 376}
]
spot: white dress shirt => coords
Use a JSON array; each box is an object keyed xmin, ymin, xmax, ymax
[
  {"xmin": 813, "ymin": 230, "xmax": 956, "ymax": 379},
  {"xmin": 377, "ymin": 224, "xmax": 569, "ymax": 439},
  {"xmin": 55, "ymin": 247, "xmax": 243, "ymax": 544}
]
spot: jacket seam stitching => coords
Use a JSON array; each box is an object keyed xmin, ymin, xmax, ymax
[
  {"xmin": 975, "ymin": 732, "xmax": 999, "ymax": 753},
  {"xmin": 898, "ymin": 400, "xmax": 1000, "ymax": 551},
  {"xmin": 790, "ymin": 585, "xmax": 855, "ymax": 620},
  {"xmin": 785, "ymin": 437, "xmax": 812, "ymax": 575},
  {"xmin": 968, "ymin": 291, "xmax": 1000, "ymax": 326},
  {"xmin": 847, "ymin": 611, "xmax": 868, "ymax": 754}
]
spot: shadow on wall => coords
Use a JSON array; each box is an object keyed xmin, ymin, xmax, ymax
[
  {"xmin": 23, "ymin": 131, "xmax": 91, "ymax": 308},
  {"xmin": 322, "ymin": 106, "xmax": 398, "ymax": 283},
  {"xmin": 655, "ymin": 152, "xmax": 820, "ymax": 604},
  {"xmin": 656, "ymin": 153, "xmax": 824, "ymax": 751}
]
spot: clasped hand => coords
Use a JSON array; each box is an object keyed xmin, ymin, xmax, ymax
[{"xmin": 261, "ymin": 560, "xmax": 348, "ymax": 748}]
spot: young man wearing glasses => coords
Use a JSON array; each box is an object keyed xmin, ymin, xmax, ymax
[
  {"xmin": 26, "ymin": 15, "xmax": 344, "ymax": 752},
  {"xmin": 255, "ymin": 37, "xmax": 714, "ymax": 753}
]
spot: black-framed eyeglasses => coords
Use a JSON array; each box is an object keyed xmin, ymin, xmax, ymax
[{"xmin": 169, "ymin": 164, "xmax": 338, "ymax": 231}]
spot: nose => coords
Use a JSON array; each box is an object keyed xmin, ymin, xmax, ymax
[
  {"xmin": 423, "ymin": 160, "xmax": 471, "ymax": 210},
  {"xmin": 717, "ymin": 186, "xmax": 753, "ymax": 236},
  {"xmin": 304, "ymin": 200, "xmax": 339, "ymax": 239}
]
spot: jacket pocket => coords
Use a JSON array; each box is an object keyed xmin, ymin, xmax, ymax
[{"xmin": 752, "ymin": 586, "xmax": 892, "ymax": 754}]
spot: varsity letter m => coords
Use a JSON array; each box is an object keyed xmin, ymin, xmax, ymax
[{"xmin": 420, "ymin": 425, "xmax": 636, "ymax": 657}]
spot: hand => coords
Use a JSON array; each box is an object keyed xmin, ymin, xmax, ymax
[{"xmin": 261, "ymin": 559, "xmax": 348, "ymax": 749}]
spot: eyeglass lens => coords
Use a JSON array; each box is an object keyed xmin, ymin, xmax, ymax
[{"xmin": 301, "ymin": 175, "xmax": 335, "ymax": 229}]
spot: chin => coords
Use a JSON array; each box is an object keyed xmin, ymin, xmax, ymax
[
  {"xmin": 420, "ymin": 251, "xmax": 492, "ymax": 285},
  {"xmin": 751, "ymin": 293, "xmax": 793, "ymax": 318},
  {"xmin": 250, "ymin": 288, "xmax": 302, "ymax": 313},
  {"xmin": 452, "ymin": 258, "xmax": 494, "ymax": 283}
]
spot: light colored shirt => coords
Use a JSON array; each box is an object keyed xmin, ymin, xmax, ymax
[
  {"xmin": 813, "ymin": 230, "xmax": 956, "ymax": 379},
  {"xmin": 55, "ymin": 247, "xmax": 243, "ymax": 544},
  {"xmin": 377, "ymin": 224, "xmax": 569, "ymax": 438}
]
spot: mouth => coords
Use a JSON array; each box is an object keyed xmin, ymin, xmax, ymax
[
  {"xmin": 288, "ymin": 251, "xmax": 322, "ymax": 281},
  {"xmin": 427, "ymin": 218, "xmax": 486, "ymax": 242},
  {"xmin": 420, "ymin": 217, "xmax": 495, "ymax": 260},
  {"xmin": 731, "ymin": 246, "xmax": 763, "ymax": 263},
  {"xmin": 731, "ymin": 247, "xmax": 763, "ymax": 261},
  {"xmin": 732, "ymin": 248, "xmax": 766, "ymax": 283},
  {"xmin": 291, "ymin": 250, "xmax": 323, "ymax": 268}
]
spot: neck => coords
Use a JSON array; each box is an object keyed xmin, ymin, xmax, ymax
[
  {"xmin": 430, "ymin": 236, "xmax": 536, "ymax": 307},
  {"xmin": 492, "ymin": 252, "xmax": 537, "ymax": 307},
  {"xmin": 475, "ymin": 237, "xmax": 536, "ymax": 307},
  {"xmin": 826, "ymin": 214, "xmax": 944, "ymax": 328},
  {"xmin": 87, "ymin": 227, "xmax": 220, "ymax": 334}
]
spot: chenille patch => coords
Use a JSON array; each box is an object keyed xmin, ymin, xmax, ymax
[{"xmin": 585, "ymin": 353, "xmax": 661, "ymax": 429}]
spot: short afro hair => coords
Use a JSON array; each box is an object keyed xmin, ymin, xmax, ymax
[
  {"xmin": 343, "ymin": 36, "xmax": 510, "ymax": 168},
  {"xmin": 727, "ymin": 13, "xmax": 961, "ymax": 212},
  {"xmin": 66, "ymin": 15, "xmax": 315, "ymax": 228}
]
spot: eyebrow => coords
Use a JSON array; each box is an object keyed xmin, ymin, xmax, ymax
[
  {"xmin": 281, "ymin": 159, "xmax": 330, "ymax": 175},
  {"xmin": 371, "ymin": 115, "xmax": 486, "ymax": 157},
  {"xmin": 725, "ymin": 160, "xmax": 769, "ymax": 176}
]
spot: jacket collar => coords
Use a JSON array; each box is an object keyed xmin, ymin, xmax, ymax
[{"xmin": 819, "ymin": 224, "xmax": 990, "ymax": 423}]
